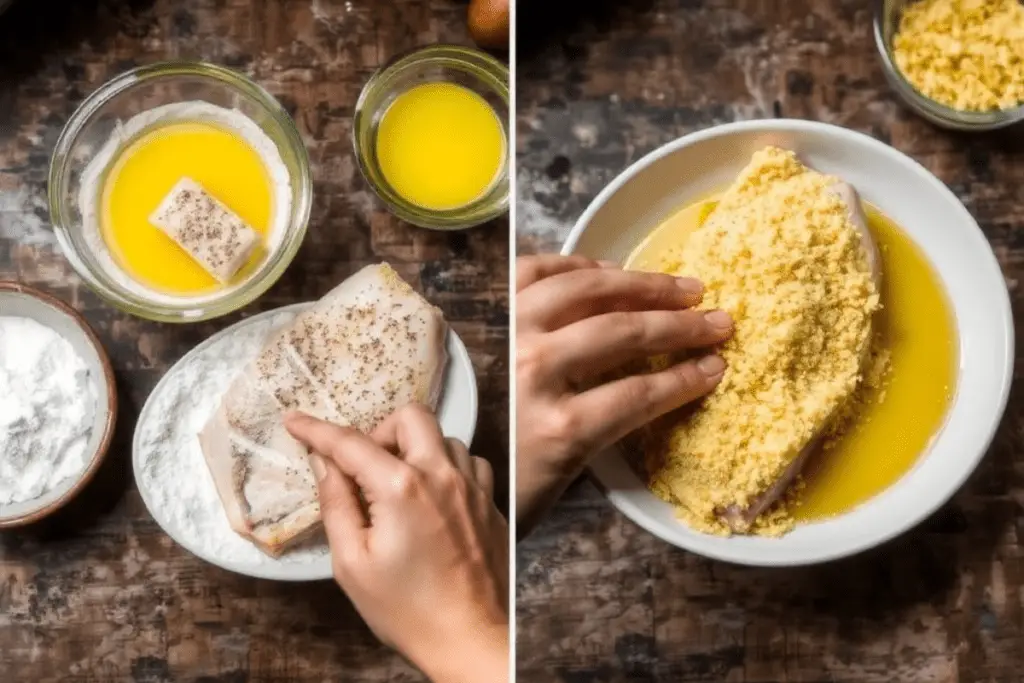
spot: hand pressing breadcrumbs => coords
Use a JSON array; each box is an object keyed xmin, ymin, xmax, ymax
[
  {"xmin": 284, "ymin": 406, "xmax": 509, "ymax": 683},
  {"xmin": 515, "ymin": 255, "xmax": 733, "ymax": 536}
]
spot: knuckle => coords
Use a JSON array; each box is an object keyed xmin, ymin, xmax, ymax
[
  {"xmin": 621, "ymin": 374, "xmax": 658, "ymax": 411},
  {"xmin": 390, "ymin": 467, "xmax": 422, "ymax": 498},
  {"xmin": 394, "ymin": 402, "xmax": 429, "ymax": 420},
  {"xmin": 672, "ymin": 361, "xmax": 708, "ymax": 393},
  {"xmin": 541, "ymin": 404, "xmax": 582, "ymax": 444},
  {"xmin": 612, "ymin": 312, "xmax": 648, "ymax": 347},
  {"xmin": 516, "ymin": 339, "xmax": 549, "ymax": 382},
  {"xmin": 643, "ymin": 273, "xmax": 681, "ymax": 306},
  {"xmin": 437, "ymin": 466, "xmax": 470, "ymax": 496}
]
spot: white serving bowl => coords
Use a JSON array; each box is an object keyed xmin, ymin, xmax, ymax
[{"xmin": 562, "ymin": 119, "xmax": 1013, "ymax": 566}]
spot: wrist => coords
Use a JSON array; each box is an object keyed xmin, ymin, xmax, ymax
[{"xmin": 411, "ymin": 613, "xmax": 508, "ymax": 683}]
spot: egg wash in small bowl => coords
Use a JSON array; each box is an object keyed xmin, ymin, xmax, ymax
[
  {"xmin": 354, "ymin": 45, "xmax": 510, "ymax": 229},
  {"xmin": 50, "ymin": 62, "xmax": 312, "ymax": 321}
]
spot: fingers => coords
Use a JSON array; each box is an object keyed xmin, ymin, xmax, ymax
[
  {"xmin": 285, "ymin": 412, "xmax": 407, "ymax": 499},
  {"xmin": 370, "ymin": 404, "xmax": 449, "ymax": 471},
  {"xmin": 542, "ymin": 308, "xmax": 733, "ymax": 379},
  {"xmin": 309, "ymin": 453, "xmax": 368, "ymax": 559},
  {"xmin": 472, "ymin": 456, "xmax": 495, "ymax": 498},
  {"xmin": 568, "ymin": 354, "xmax": 726, "ymax": 448},
  {"xmin": 516, "ymin": 254, "xmax": 610, "ymax": 292},
  {"xmin": 518, "ymin": 267, "xmax": 703, "ymax": 332},
  {"xmin": 444, "ymin": 437, "xmax": 475, "ymax": 478}
]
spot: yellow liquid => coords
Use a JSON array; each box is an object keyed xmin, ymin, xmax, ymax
[
  {"xmin": 375, "ymin": 82, "xmax": 505, "ymax": 211},
  {"xmin": 101, "ymin": 122, "xmax": 274, "ymax": 295},
  {"xmin": 626, "ymin": 197, "xmax": 958, "ymax": 521}
]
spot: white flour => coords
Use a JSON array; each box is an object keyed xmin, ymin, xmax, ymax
[
  {"xmin": 0, "ymin": 317, "xmax": 96, "ymax": 505},
  {"xmin": 136, "ymin": 311, "xmax": 330, "ymax": 566}
]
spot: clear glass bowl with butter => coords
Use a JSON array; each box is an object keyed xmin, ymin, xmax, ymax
[
  {"xmin": 874, "ymin": 0, "xmax": 1024, "ymax": 131},
  {"xmin": 353, "ymin": 45, "xmax": 510, "ymax": 230},
  {"xmin": 49, "ymin": 61, "xmax": 312, "ymax": 322}
]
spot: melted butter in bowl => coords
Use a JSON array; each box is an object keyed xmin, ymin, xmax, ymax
[
  {"xmin": 99, "ymin": 118, "xmax": 278, "ymax": 297},
  {"xmin": 50, "ymin": 62, "xmax": 312, "ymax": 322}
]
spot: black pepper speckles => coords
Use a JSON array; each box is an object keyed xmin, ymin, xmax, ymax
[
  {"xmin": 149, "ymin": 177, "xmax": 260, "ymax": 283},
  {"xmin": 211, "ymin": 264, "xmax": 449, "ymax": 548}
]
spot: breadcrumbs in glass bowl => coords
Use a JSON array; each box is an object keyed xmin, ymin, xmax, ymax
[{"xmin": 874, "ymin": 0, "xmax": 1024, "ymax": 131}]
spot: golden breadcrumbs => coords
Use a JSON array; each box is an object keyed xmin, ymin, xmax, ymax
[
  {"xmin": 646, "ymin": 147, "xmax": 880, "ymax": 536},
  {"xmin": 892, "ymin": 0, "xmax": 1024, "ymax": 111}
]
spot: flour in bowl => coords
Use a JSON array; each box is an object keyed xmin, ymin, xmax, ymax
[
  {"xmin": 0, "ymin": 316, "xmax": 97, "ymax": 505},
  {"xmin": 136, "ymin": 312, "xmax": 330, "ymax": 566}
]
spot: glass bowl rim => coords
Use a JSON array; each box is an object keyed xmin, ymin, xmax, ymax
[
  {"xmin": 352, "ymin": 43, "xmax": 511, "ymax": 230},
  {"xmin": 48, "ymin": 60, "xmax": 313, "ymax": 323},
  {"xmin": 871, "ymin": 0, "xmax": 1024, "ymax": 131}
]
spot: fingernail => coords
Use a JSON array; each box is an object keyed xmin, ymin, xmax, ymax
[
  {"xmin": 309, "ymin": 453, "xmax": 329, "ymax": 482},
  {"xmin": 697, "ymin": 354, "xmax": 726, "ymax": 378},
  {"xmin": 703, "ymin": 309, "xmax": 733, "ymax": 331},
  {"xmin": 676, "ymin": 277, "xmax": 703, "ymax": 293}
]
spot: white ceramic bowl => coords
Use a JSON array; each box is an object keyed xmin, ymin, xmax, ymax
[
  {"xmin": 0, "ymin": 282, "xmax": 117, "ymax": 527},
  {"xmin": 562, "ymin": 119, "xmax": 1013, "ymax": 566}
]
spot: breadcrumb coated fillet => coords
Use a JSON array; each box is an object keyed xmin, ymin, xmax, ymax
[
  {"xmin": 646, "ymin": 147, "xmax": 881, "ymax": 537},
  {"xmin": 893, "ymin": 0, "xmax": 1024, "ymax": 112}
]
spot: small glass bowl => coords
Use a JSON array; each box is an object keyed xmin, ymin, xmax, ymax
[
  {"xmin": 48, "ymin": 61, "xmax": 312, "ymax": 322},
  {"xmin": 873, "ymin": 0, "xmax": 1024, "ymax": 131},
  {"xmin": 353, "ymin": 45, "xmax": 510, "ymax": 230}
]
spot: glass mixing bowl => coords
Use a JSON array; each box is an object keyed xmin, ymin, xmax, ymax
[
  {"xmin": 873, "ymin": 0, "xmax": 1024, "ymax": 131},
  {"xmin": 49, "ymin": 61, "xmax": 312, "ymax": 322},
  {"xmin": 353, "ymin": 45, "xmax": 510, "ymax": 230}
]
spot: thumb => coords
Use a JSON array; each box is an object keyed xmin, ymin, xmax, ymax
[{"xmin": 309, "ymin": 452, "xmax": 368, "ymax": 566}]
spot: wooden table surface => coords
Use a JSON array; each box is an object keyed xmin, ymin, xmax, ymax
[
  {"xmin": 0, "ymin": 1, "xmax": 508, "ymax": 681},
  {"xmin": 516, "ymin": 1, "xmax": 1024, "ymax": 682}
]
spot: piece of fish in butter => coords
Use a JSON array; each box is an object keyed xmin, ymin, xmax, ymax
[{"xmin": 149, "ymin": 177, "xmax": 260, "ymax": 283}]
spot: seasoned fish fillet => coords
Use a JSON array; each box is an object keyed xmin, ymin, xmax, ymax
[
  {"xmin": 199, "ymin": 263, "xmax": 449, "ymax": 556},
  {"xmin": 149, "ymin": 177, "xmax": 261, "ymax": 283}
]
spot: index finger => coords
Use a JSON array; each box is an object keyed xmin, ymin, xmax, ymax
[
  {"xmin": 284, "ymin": 412, "xmax": 409, "ymax": 499},
  {"xmin": 369, "ymin": 403, "xmax": 450, "ymax": 472},
  {"xmin": 516, "ymin": 254, "xmax": 610, "ymax": 292},
  {"xmin": 519, "ymin": 267, "xmax": 703, "ymax": 332}
]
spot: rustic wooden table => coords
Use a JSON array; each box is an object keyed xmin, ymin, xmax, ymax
[
  {"xmin": 516, "ymin": 1, "xmax": 1024, "ymax": 682},
  {"xmin": 0, "ymin": 1, "xmax": 508, "ymax": 681}
]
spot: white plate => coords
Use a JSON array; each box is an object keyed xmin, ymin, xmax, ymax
[
  {"xmin": 133, "ymin": 302, "xmax": 478, "ymax": 581},
  {"xmin": 562, "ymin": 119, "xmax": 1013, "ymax": 566}
]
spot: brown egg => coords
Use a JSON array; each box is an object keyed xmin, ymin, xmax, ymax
[{"xmin": 468, "ymin": 0, "xmax": 509, "ymax": 50}]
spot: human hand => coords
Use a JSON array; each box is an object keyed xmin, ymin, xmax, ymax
[
  {"xmin": 516, "ymin": 254, "xmax": 733, "ymax": 534},
  {"xmin": 284, "ymin": 406, "xmax": 509, "ymax": 683}
]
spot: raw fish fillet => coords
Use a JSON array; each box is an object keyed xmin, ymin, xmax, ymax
[
  {"xmin": 718, "ymin": 180, "xmax": 882, "ymax": 532},
  {"xmin": 149, "ymin": 177, "xmax": 261, "ymax": 283},
  {"xmin": 199, "ymin": 263, "xmax": 449, "ymax": 556}
]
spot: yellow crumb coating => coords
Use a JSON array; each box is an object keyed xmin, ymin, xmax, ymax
[
  {"xmin": 646, "ymin": 147, "xmax": 880, "ymax": 536},
  {"xmin": 892, "ymin": 0, "xmax": 1024, "ymax": 111}
]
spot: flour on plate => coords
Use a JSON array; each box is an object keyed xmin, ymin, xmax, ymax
[
  {"xmin": 136, "ymin": 312, "xmax": 329, "ymax": 566},
  {"xmin": 0, "ymin": 316, "xmax": 96, "ymax": 505}
]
